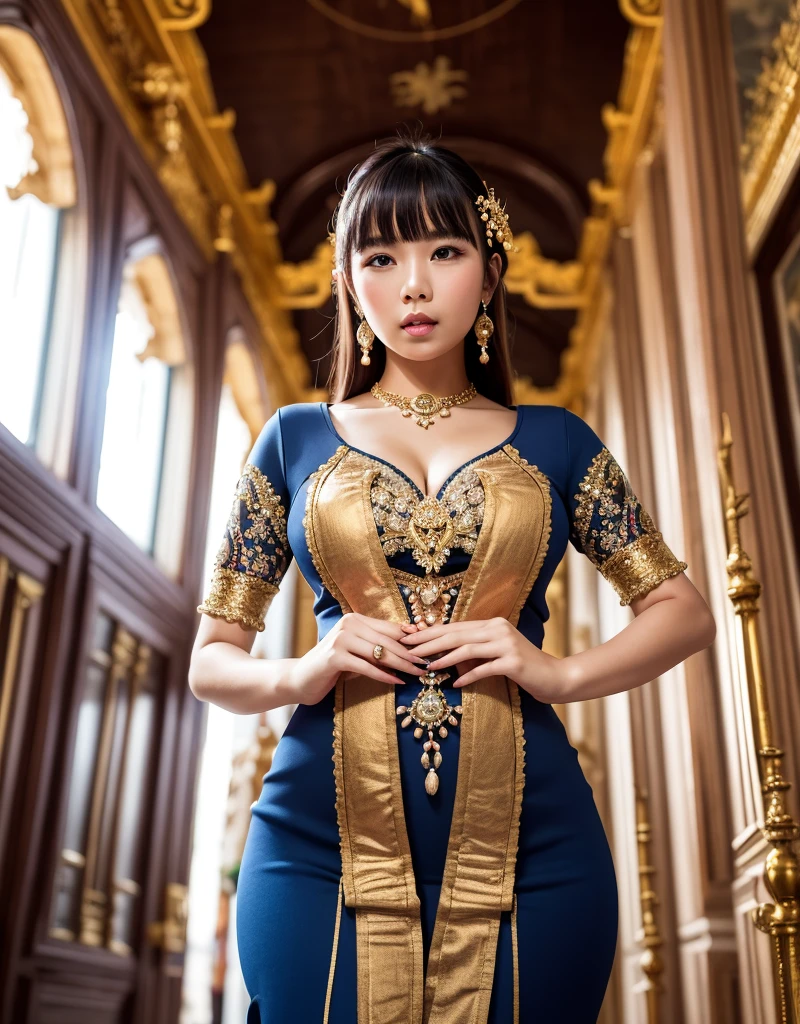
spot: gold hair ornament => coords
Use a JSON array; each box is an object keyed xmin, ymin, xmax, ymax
[{"xmin": 475, "ymin": 182, "xmax": 519, "ymax": 252}]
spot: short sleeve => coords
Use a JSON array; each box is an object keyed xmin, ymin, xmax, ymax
[
  {"xmin": 197, "ymin": 409, "xmax": 293, "ymax": 632},
  {"xmin": 565, "ymin": 408, "xmax": 687, "ymax": 606}
]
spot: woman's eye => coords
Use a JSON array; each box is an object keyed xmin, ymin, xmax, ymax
[{"xmin": 366, "ymin": 246, "xmax": 461, "ymax": 267}]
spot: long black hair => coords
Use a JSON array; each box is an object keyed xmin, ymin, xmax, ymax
[{"xmin": 327, "ymin": 129, "xmax": 516, "ymax": 405}]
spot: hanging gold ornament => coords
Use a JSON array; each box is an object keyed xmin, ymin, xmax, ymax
[{"xmin": 397, "ymin": 667, "xmax": 463, "ymax": 795}]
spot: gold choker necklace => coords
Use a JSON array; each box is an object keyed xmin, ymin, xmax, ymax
[{"xmin": 370, "ymin": 381, "xmax": 478, "ymax": 429}]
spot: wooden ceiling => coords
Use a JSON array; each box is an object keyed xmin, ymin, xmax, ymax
[{"xmin": 197, "ymin": 1, "xmax": 630, "ymax": 391}]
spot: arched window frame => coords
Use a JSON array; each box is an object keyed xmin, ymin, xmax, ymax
[
  {"xmin": 96, "ymin": 237, "xmax": 196, "ymax": 579},
  {"xmin": 0, "ymin": 25, "xmax": 86, "ymax": 475}
]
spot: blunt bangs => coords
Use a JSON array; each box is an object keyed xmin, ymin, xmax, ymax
[{"xmin": 342, "ymin": 154, "xmax": 481, "ymax": 264}]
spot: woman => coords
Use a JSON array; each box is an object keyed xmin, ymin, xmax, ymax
[{"xmin": 190, "ymin": 132, "xmax": 716, "ymax": 1024}]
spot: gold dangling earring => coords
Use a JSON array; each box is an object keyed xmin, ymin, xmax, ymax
[
  {"xmin": 474, "ymin": 300, "xmax": 494, "ymax": 364},
  {"xmin": 354, "ymin": 303, "xmax": 375, "ymax": 366}
]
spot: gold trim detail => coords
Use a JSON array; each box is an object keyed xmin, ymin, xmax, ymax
[
  {"xmin": 197, "ymin": 462, "xmax": 289, "ymax": 632},
  {"xmin": 601, "ymin": 533, "xmax": 687, "ymax": 607},
  {"xmin": 322, "ymin": 875, "xmax": 344, "ymax": 1024},
  {"xmin": 571, "ymin": 446, "xmax": 687, "ymax": 605},
  {"xmin": 302, "ymin": 444, "xmax": 354, "ymax": 615},
  {"xmin": 196, "ymin": 567, "xmax": 279, "ymax": 633},
  {"xmin": 511, "ymin": 892, "xmax": 520, "ymax": 1024}
]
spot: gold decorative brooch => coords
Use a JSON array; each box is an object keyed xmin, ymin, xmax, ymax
[{"xmin": 397, "ymin": 666, "xmax": 463, "ymax": 796}]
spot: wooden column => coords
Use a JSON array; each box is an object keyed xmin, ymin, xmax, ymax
[{"xmin": 663, "ymin": 1, "xmax": 800, "ymax": 1020}]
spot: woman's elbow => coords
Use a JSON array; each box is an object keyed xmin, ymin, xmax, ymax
[
  {"xmin": 187, "ymin": 650, "xmax": 210, "ymax": 702},
  {"xmin": 688, "ymin": 597, "xmax": 716, "ymax": 652}
]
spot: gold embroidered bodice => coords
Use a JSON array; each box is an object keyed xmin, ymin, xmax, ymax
[
  {"xmin": 371, "ymin": 461, "xmax": 484, "ymax": 574},
  {"xmin": 197, "ymin": 405, "xmax": 688, "ymax": 633}
]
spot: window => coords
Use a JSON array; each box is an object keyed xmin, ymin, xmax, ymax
[
  {"xmin": 96, "ymin": 264, "xmax": 172, "ymax": 553},
  {"xmin": 0, "ymin": 30, "xmax": 77, "ymax": 452},
  {"xmin": 96, "ymin": 251, "xmax": 194, "ymax": 572}
]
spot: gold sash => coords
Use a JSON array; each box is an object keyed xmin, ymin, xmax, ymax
[{"xmin": 303, "ymin": 443, "xmax": 553, "ymax": 1023}]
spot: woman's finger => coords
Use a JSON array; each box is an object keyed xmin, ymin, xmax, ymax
[
  {"xmin": 360, "ymin": 625, "xmax": 430, "ymax": 670},
  {"xmin": 339, "ymin": 651, "xmax": 405, "ymax": 686},
  {"xmin": 400, "ymin": 621, "xmax": 475, "ymax": 644},
  {"xmin": 351, "ymin": 635, "xmax": 427, "ymax": 679},
  {"xmin": 427, "ymin": 641, "xmax": 496, "ymax": 668}
]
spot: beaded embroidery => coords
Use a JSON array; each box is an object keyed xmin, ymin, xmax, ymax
[
  {"xmin": 197, "ymin": 463, "xmax": 290, "ymax": 631},
  {"xmin": 371, "ymin": 463, "xmax": 484, "ymax": 575},
  {"xmin": 571, "ymin": 447, "xmax": 687, "ymax": 606}
]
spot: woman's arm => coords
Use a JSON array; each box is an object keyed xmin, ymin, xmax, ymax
[
  {"xmin": 188, "ymin": 616, "xmax": 300, "ymax": 715},
  {"xmin": 561, "ymin": 572, "xmax": 715, "ymax": 703}
]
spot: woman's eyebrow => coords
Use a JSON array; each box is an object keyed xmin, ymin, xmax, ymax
[{"xmin": 359, "ymin": 232, "xmax": 461, "ymax": 251}]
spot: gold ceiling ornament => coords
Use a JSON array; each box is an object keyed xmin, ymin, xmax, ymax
[
  {"xmin": 503, "ymin": 232, "xmax": 585, "ymax": 309},
  {"xmin": 206, "ymin": 108, "xmax": 236, "ymax": 130},
  {"xmin": 128, "ymin": 62, "xmax": 187, "ymax": 152},
  {"xmin": 127, "ymin": 60, "xmax": 214, "ymax": 250},
  {"xmin": 276, "ymin": 240, "xmax": 338, "ymax": 308},
  {"xmin": 160, "ymin": 0, "xmax": 212, "ymax": 32},
  {"xmin": 396, "ymin": 0, "xmax": 432, "ymax": 28},
  {"xmin": 306, "ymin": 0, "xmax": 523, "ymax": 43},
  {"xmin": 214, "ymin": 202, "xmax": 236, "ymax": 253},
  {"xmin": 389, "ymin": 56, "xmax": 468, "ymax": 115},
  {"xmin": 618, "ymin": 0, "xmax": 661, "ymax": 29},
  {"xmin": 59, "ymin": 0, "xmax": 308, "ymax": 408}
]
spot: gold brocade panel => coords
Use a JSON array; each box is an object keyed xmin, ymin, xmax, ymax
[{"xmin": 303, "ymin": 441, "xmax": 553, "ymax": 1024}]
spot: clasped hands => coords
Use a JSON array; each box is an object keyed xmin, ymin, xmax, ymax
[{"xmin": 399, "ymin": 617, "xmax": 572, "ymax": 705}]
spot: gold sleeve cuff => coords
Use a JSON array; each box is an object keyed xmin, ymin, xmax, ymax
[
  {"xmin": 600, "ymin": 532, "xmax": 688, "ymax": 607},
  {"xmin": 197, "ymin": 567, "xmax": 280, "ymax": 632}
]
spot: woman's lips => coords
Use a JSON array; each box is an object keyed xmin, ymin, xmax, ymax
[{"xmin": 402, "ymin": 322, "xmax": 437, "ymax": 336}]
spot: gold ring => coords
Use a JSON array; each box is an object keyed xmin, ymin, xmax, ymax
[{"xmin": 373, "ymin": 644, "xmax": 384, "ymax": 660}]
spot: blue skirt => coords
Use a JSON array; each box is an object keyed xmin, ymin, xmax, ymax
[{"xmin": 236, "ymin": 678, "xmax": 618, "ymax": 1022}]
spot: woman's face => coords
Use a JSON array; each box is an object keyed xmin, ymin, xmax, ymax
[{"xmin": 348, "ymin": 216, "xmax": 502, "ymax": 362}]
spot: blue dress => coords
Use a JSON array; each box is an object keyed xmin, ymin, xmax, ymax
[{"xmin": 197, "ymin": 401, "xmax": 688, "ymax": 1024}]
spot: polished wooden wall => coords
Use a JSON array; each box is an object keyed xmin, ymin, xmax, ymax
[{"xmin": 0, "ymin": 2, "xmax": 270, "ymax": 1022}]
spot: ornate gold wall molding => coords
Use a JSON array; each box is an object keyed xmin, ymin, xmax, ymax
[
  {"xmin": 518, "ymin": 0, "xmax": 662, "ymax": 409},
  {"xmin": 58, "ymin": 0, "xmax": 308, "ymax": 406},
  {"xmin": 740, "ymin": 1, "xmax": 800, "ymax": 255},
  {"xmin": 0, "ymin": 26, "xmax": 77, "ymax": 207},
  {"xmin": 160, "ymin": 0, "xmax": 211, "ymax": 33}
]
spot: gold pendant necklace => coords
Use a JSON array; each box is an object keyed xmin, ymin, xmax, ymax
[
  {"xmin": 371, "ymin": 381, "xmax": 478, "ymax": 429},
  {"xmin": 396, "ymin": 667, "xmax": 463, "ymax": 796}
]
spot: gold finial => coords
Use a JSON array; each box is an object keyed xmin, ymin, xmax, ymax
[{"xmin": 475, "ymin": 182, "xmax": 519, "ymax": 253}]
